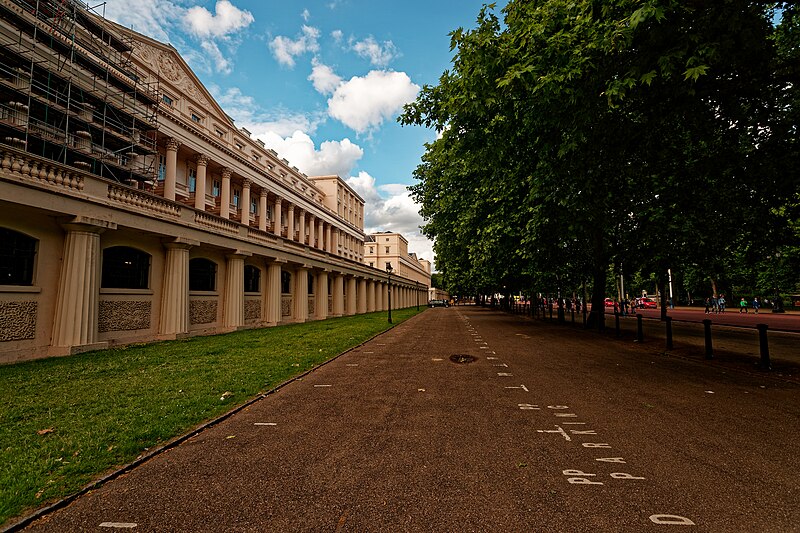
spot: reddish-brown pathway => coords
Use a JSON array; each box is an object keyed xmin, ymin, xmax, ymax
[{"xmin": 22, "ymin": 306, "xmax": 800, "ymax": 532}]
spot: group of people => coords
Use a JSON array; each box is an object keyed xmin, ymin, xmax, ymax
[{"xmin": 704, "ymin": 295, "xmax": 764, "ymax": 314}]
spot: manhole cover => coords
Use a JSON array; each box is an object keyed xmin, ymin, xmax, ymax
[{"xmin": 450, "ymin": 354, "xmax": 476, "ymax": 364}]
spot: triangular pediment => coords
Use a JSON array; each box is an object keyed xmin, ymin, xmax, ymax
[{"xmin": 104, "ymin": 19, "xmax": 234, "ymax": 129}]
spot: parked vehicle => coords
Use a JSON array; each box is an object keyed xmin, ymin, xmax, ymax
[
  {"xmin": 638, "ymin": 297, "xmax": 658, "ymax": 309},
  {"xmin": 604, "ymin": 298, "xmax": 616, "ymax": 308},
  {"xmin": 428, "ymin": 299, "xmax": 449, "ymax": 308}
]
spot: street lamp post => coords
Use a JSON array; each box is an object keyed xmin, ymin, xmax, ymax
[{"xmin": 386, "ymin": 264, "xmax": 393, "ymax": 324}]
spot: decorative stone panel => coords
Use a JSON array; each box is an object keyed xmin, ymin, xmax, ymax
[
  {"xmin": 328, "ymin": 297, "xmax": 333, "ymax": 314},
  {"xmin": 98, "ymin": 301, "xmax": 151, "ymax": 332},
  {"xmin": 0, "ymin": 301, "xmax": 36, "ymax": 341},
  {"xmin": 308, "ymin": 297, "xmax": 315, "ymax": 316},
  {"xmin": 244, "ymin": 300, "xmax": 261, "ymax": 321},
  {"xmin": 190, "ymin": 300, "xmax": 218, "ymax": 325},
  {"xmin": 281, "ymin": 296, "xmax": 292, "ymax": 317}
]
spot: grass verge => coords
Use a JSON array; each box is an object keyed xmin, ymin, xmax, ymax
[{"xmin": 0, "ymin": 308, "xmax": 423, "ymax": 526}]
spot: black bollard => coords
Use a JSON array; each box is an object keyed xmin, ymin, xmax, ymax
[
  {"xmin": 665, "ymin": 316, "xmax": 673, "ymax": 350},
  {"xmin": 756, "ymin": 324, "xmax": 771, "ymax": 370},
  {"xmin": 635, "ymin": 314, "xmax": 643, "ymax": 343},
  {"xmin": 615, "ymin": 310, "xmax": 620, "ymax": 337},
  {"xmin": 703, "ymin": 319, "xmax": 713, "ymax": 359}
]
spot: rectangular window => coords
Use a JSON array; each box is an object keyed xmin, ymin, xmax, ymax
[
  {"xmin": 216, "ymin": 129, "xmax": 225, "ymax": 138},
  {"xmin": 369, "ymin": 262, "xmax": 374, "ymax": 267},
  {"xmin": 212, "ymin": 180, "xmax": 220, "ymax": 197},
  {"xmin": 250, "ymin": 197, "xmax": 257, "ymax": 214},
  {"xmin": 188, "ymin": 167, "xmax": 196, "ymax": 193},
  {"xmin": 157, "ymin": 154, "xmax": 166, "ymax": 182},
  {"xmin": 162, "ymin": 94, "xmax": 173, "ymax": 106},
  {"xmin": 191, "ymin": 113, "xmax": 201, "ymax": 123},
  {"xmin": 385, "ymin": 246, "xmax": 390, "ymax": 253},
  {"xmin": 233, "ymin": 190, "xmax": 240, "ymax": 208}
]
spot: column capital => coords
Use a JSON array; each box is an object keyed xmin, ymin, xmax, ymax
[
  {"xmin": 222, "ymin": 167, "xmax": 232, "ymax": 179},
  {"xmin": 288, "ymin": 203, "xmax": 295, "ymax": 212},
  {"xmin": 166, "ymin": 137, "xmax": 181, "ymax": 151},
  {"xmin": 196, "ymin": 154, "xmax": 209, "ymax": 166},
  {"xmin": 260, "ymin": 188, "xmax": 268, "ymax": 198},
  {"xmin": 274, "ymin": 195, "xmax": 283, "ymax": 204},
  {"xmin": 242, "ymin": 178, "xmax": 252, "ymax": 189},
  {"xmin": 58, "ymin": 215, "xmax": 116, "ymax": 233}
]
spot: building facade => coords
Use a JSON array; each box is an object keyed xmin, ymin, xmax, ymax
[
  {"xmin": 0, "ymin": 0, "xmax": 426, "ymax": 363},
  {"xmin": 364, "ymin": 232, "xmax": 431, "ymax": 306}
]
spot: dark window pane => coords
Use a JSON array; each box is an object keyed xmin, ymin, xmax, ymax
[
  {"xmin": 190, "ymin": 258, "xmax": 217, "ymax": 291},
  {"xmin": 244, "ymin": 265, "xmax": 260, "ymax": 293},
  {"xmin": 281, "ymin": 270, "xmax": 291, "ymax": 294},
  {"xmin": 307, "ymin": 272, "xmax": 314, "ymax": 295},
  {"xmin": 102, "ymin": 246, "xmax": 150, "ymax": 289},
  {"xmin": 0, "ymin": 228, "xmax": 37, "ymax": 286}
]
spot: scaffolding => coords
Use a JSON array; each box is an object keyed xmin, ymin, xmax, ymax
[{"xmin": 0, "ymin": 0, "xmax": 160, "ymax": 186}]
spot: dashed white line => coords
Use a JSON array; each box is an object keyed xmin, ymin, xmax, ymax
[{"xmin": 99, "ymin": 524, "xmax": 137, "ymax": 529}]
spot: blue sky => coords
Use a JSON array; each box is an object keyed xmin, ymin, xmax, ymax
[{"xmin": 100, "ymin": 0, "xmax": 507, "ymax": 266}]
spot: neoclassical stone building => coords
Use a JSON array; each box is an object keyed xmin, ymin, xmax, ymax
[{"xmin": 0, "ymin": 0, "xmax": 428, "ymax": 363}]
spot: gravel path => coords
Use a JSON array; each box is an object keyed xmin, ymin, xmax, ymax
[{"xmin": 23, "ymin": 306, "xmax": 800, "ymax": 532}]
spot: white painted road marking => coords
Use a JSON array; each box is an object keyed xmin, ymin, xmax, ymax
[
  {"xmin": 505, "ymin": 385, "xmax": 529, "ymax": 392},
  {"xmin": 314, "ymin": 385, "xmax": 332, "ymax": 388},
  {"xmin": 497, "ymin": 372, "xmax": 513, "ymax": 377},
  {"xmin": 99, "ymin": 524, "xmax": 137, "ymax": 529},
  {"xmin": 254, "ymin": 423, "xmax": 277, "ymax": 426}
]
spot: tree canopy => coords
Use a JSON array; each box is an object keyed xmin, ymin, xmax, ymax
[{"xmin": 401, "ymin": 0, "xmax": 799, "ymax": 323}]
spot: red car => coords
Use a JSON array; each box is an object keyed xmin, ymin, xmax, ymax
[
  {"xmin": 604, "ymin": 298, "xmax": 616, "ymax": 308},
  {"xmin": 638, "ymin": 297, "xmax": 658, "ymax": 309}
]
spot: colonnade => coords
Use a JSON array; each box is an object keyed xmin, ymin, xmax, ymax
[
  {"xmin": 50, "ymin": 219, "xmax": 426, "ymax": 351},
  {"xmin": 161, "ymin": 138, "xmax": 363, "ymax": 259}
]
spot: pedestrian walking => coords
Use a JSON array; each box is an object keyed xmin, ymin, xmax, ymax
[
  {"xmin": 739, "ymin": 297, "xmax": 748, "ymax": 313},
  {"xmin": 711, "ymin": 295, "xmax": 719, "ymax": 313},
  {"xmin": 753, "ymin": 297, "xmax": 760, "ymax": 314},
  {"xmin": 719, "ymin": 295, "xmax": 726, "ymax": 313},
  {"xmin": 704, "ymin": 297, "xmax": 711, "ymax": 314}
]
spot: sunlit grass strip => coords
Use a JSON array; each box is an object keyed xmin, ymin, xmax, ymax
[{"xmin": 0, "ymin": 308, "xmax": 422, "ymax": 526}]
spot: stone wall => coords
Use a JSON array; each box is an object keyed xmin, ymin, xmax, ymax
[
  {"xmin": 244, "ymin": 299, "xmax": 261, "ymax": 321},
  {"xmin": 0, "ymin": 301, "xmax": 36, "ymax": 341},
  {"xmin": 190, "ymin": 300, "xmax": 218, "ymax": 325},
  {"xmin": 98, "ymin": 300, "xmax": 151, "ymax": 332}
]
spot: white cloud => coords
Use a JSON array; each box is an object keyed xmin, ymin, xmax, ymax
[
  {"xmin": 346, "ymin": 172, "xmax": 434, "ymax": 264},
  {"xmin": 258, "ymin": 132, "xmax": 364, "ymax": 178},
  {"xmin": 200, "ymin": 41, "xmax": 232, "ymax": 74},
  {"xmin": 308, "ymin": 59, "xmax": 343, "ymax": 95},
  {"xmin": 331, "ymin": 29, "xmax": 344, "ymax": 43},
  {"xmin": 269, "ymin": 25, "xmax": 320, "ymax": 68},
  {"xmin": 302, "ymin": 9, "xmax": 311, "ymax": 22},
  {"xmin": 326, "ymin": 70, "xmax": 420, "ymax": 134},
  {"xmin": 184, "ymin": 0, "xmax": 254, "ymax": 39},
  {"xmin": 350, "ymin": 36, "xmax": 399, "ymax": 67},
  {"xmin": 214, "ymin": 86, "xmax": 325, "ymax": 137},
  {"xmin": 103, "ymin": 0, "xmax": 182, "ymax": 42}
]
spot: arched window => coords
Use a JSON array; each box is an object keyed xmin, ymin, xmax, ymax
[
  {"xmin": 307, "ymin": 272, "xmax": 314, "ymax": 295},
  {"xmin": 0, "ymin": 228, "xmax": 37, "ymax": 286},
  {"xmin": 244, "ymin": 265, "xmax": 260, "ymax": 293},
  {"xmin": 102, "ymin": 246, "xmax": 150, "ymax": 289},
  {"xmin": 189, "ymin": 258, "xmax": 217, "ymax": 291},
  {"xmin": 281, "ymin": 270, "xmax": 291, "ymax": 294}
]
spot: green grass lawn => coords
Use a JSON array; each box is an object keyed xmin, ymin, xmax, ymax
[{"xmin": 0, "ymin": 308, "xmax": 423, "ymax": 526}]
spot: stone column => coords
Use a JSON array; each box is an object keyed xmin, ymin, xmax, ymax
[
  {"xmin": 293, "ymin": 266, "xmax": 308, "ymax": 322},
  {"xmin": 264, "ymin": 261, "xmax": 282, "ymax": 325},
  {"xmin": 315, "ymin": 271, "xmax": 328, "ymax": 320},
  {"xmin": 376, "ymin": 281, "xmax": 384, "ymax": 311},
  {"xmin": 258, "ymin": 189, "xmax": 268, "ymax": 231},
  {"xmin": 317, "ymin": 219, "xmax": 324, "ymax": 250},
  {"xmin": 326, "ymin": 224, "xmax": 332, "ymax": 253},
  {"xmin": 164, "ymin": 138, "xmax": 180, "ymax": 201},
  {"xmin": 367, "ymin": 280, "xmax": 376, "ymax": 313},
  {"xmin": 158, "ymin": 240, "xmax": 193, "ymax": 337},
  {"xmin": 287, "ymin": 204, "xmax": 295, "ymax": 241},
  {"xmin": 194, "ymin": 154, "xmax": 208, "ymax": 210},
  {"xmin": 52, "ymin": 219, "xmax": 115, "ymax": 350},
  {"xmin": 346, "ymin": 277, "xmax": 357, "ymax": 316},
  {"xmin": 332, "ymin": 274, "xmax": 344, "ymax": 317},
  {"xmin": 220, "ymin": 168, "xmax": 231, "ymax": 219},
  {"xmin": 298, "ymin": 209, "xmax": 306, "ymax": 244},
  {"xmin": 308, "ymin": 215, "xmax": 315, "ymax": 248},
  {"xmin": 240, "ymin": 179, "xmax": 251, "ymax": 225},
  {"xmin": 357, "ymin": 278, "xmax": 367, "ymax": 314},
  {"xmin": 223, "ymin": 252, "xmax": 248, "ymax": 330},
  {"xmin": 273, "ymin": 196, "xmax": 282, "ymax": 236}
]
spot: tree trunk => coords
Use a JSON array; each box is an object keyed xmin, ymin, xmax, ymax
[
  {"xmin": 587, "ymin": 229, "xmax": 606, "ymax": 331},
  {"xmin": 658, "ymin": 274, "xmax": 668, "ymax": 321}
]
